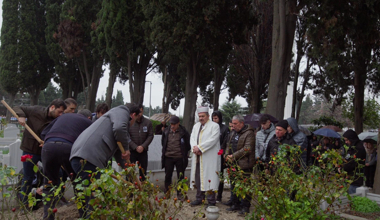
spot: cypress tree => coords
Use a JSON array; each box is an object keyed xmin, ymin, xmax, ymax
[{"xmin": 0, "ymin": 0, "xmax": 21, "ymax": 120}]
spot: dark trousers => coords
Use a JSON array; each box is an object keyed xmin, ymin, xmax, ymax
[
  {"xmin": 20, "ymin": 151, "xmax": 42, "ymax": 205},
  {"xmin": 130, "ymin": 150, "xmax": 148, "ymax": 181},
  {"xmin": 71, "ymin": 157, "xmax": 101, "ymax": 219},
  {"xmin": 365, "ymin": 165, "xmax": 376, "ymax": 188},
  {"xmin": 42, "ymin": 141, "xmax": 75, "ymax": 220},
  {"xmin": 217, "ymin": 156, "xmax": 225, "ymax": 200},
  {"xmin": 164, "ymin": 157, "xmax": 185, "ymax": 193},
  {"xmin": 231, "ymin": 168, "xmax": 252, "ymax": 208},
  {"xmin": 195, "ymin": 162, "xmax": 216, "ymax": 204}
]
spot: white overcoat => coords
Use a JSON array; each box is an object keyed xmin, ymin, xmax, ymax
[{"xmin": 190, "ymin": 119, "xmax": 221, "ymax": 191}]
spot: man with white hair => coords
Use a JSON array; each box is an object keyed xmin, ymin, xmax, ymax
[{"xmin": 190, "ymin": 106, "xmax": 221, "ymax": 207}]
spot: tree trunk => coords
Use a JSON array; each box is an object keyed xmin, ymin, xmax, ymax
[
  {"xmin": 6, "ymin": 94, "xmax": 16, "ymax": 122},
  {"xmin": 291, "ymin": 53, "xmax": 302, "ymax": 118},
  {"xmin": 183, "ymin": 53, "xmax": 199, "ymax": 131},
  {"xmin": 162, "ymin": 67, "xmax": 172, "ymax": 114},
  {"xmin": 296, "ymin": 58, "xmax": 310, "ymax": 121},
  {"xmin": 106, "ymin": 62, "xmax": 118, "ymax": 107},
  {"xmin": 212, "ymin": 66, "xmax": 224, "ymax": 111},
  {"xmin": 353, "ymin": 71, "xmax": 366, "ymax": 133},
  {"xmin": 128, "ymin": 53, "xmax": 151, "ymax": 105},
  {"xmin": 265, "ymin": 0, "xmax": 297, "ymax": 120},
  {"xmin": 251, "ymin": 55, "xmax": 261, "ymax": 113},
  {"xmin": 86, "ymin": 60, "xmax": 102, "ymax": 112},
  {"xmin": 30, "ymin": 91, "xmax": 40, "ymax": 106}
]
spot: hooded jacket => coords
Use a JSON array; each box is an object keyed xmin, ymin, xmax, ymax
[
  {"xmin": 287, "ymin": 118, "xmax": 308, "ymax": 168},
  {"xmin": 342, "ymin": 129, "xmax": 366, "ymax": 186},
  {"xmin": 212, "ymin": 111, "xmax": 230, "ymax": 149},
  {"xmin": 255, "ymin": 123, "xmax": 276, "ymax": 161}
]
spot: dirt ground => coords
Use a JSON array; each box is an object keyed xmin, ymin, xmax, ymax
[{"xmin": 12, "ymin": 188, "xmax": 248, "ymax": 220}]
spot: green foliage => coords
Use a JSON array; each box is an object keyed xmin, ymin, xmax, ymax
[
  {"xmin": 38, "ymin": 82, "xmax": 62, "ymax": 107},
  {"xmin": 219, "ymin": 100, "xmax": 242, "ymax": 124},
  {"xmin": 111, "ymin": 90, "xmax": 124, "ymax": 108},
  {"xmin": 311, "ymin": 116, "xmax": 344, "ymax": 129},
  {"xmin": 151, "ymin": 120, "xmax": 161, "ymax": 134},
  {"xmin": 74, "ymin": 162, "xmax": 197, "ymax": 219},
  {"xmin": 351, "ymin": 196, "xmax": 380, "ymax": 213},
  {"xmin": 223, "ymin": 145, "xmax": 362, "ymax": 219},
  {"xmin": 342, "ymin": 95, "xmax": 380, "ymax": 129}
]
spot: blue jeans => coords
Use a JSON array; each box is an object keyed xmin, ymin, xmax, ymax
[
  {"xmin": 348, "ymin": 185, "xmax": 360, "ymax": 194},
  {"xmin": 20, "ymin": 152, "xmax": 42, "ymax": 205}
]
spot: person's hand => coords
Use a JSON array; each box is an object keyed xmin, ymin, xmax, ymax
[
  {"xmin": 136, "ymin": 146, "xmax": 144, "ymax": 153},
  {"xmin": 366, "ymin": 163, "xmax": 370, "ymax": 166},
  {"xmin": 39, "ymin": 143, "xmax": 43, "ymax": 148},
  {"xmin": 337, "ymin": 167, "xmax": 341, "ymax": 173},
  {"xmin": 122, "ymin": 150, "xmax": 131, "ymax": 160},
  {"xmin": 197, "ymin": 151, "xmax": 202, "ymax": 156},
  {"xmin": 18, "ymin": 117, "xmax": 26, "ymax": 126},
  {"xmin": 193, "ymin": 146, "xmax": 199, "ymax": 154},
  {"xmin": 227, "ymin": 155, "xmax": 233, "ymax": 161},
  {"xmin": 36, "ymin": 188, "xmax": 43, "ymax": 195}
]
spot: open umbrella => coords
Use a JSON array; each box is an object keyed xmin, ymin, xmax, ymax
[
  {"xmin": 321, "ymin": 125, "xmax": 342, "ymax": 132},
  {"xmin": 150, "ymin": 113, "xmax": 171, "ymax": 122},
  {"xmin": 363, "ymin": 135, "xmax": 377, "ymax": 145},
  {"xmin": 358, "ymin": 132, "xmax": 378, "ymax": 140},
  {"xmin": 244, "ymin": 113, "xmax": 278, "ymax": 129},
  {"xmin": 313, "ymin": 128, "xmax": 341, "ymax": 138}
]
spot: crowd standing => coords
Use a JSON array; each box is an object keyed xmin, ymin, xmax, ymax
[{"xmin": 14, "ymin": 99, "xmax": 376, "ymax": 218}]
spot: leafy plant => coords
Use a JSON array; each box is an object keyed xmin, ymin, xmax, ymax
[
  {"xmin": 311, "ymin": 115, "xmax": 344, "ymax": 129},
  {"xmin": 223, "ymin": 144, "xmax": 363, "ymax": 219},
  {"xmin": 351, "ymin": 196, "xmax": 380, "ymax": 213}
]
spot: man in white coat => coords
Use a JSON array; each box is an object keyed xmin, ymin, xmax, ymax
[{"xmin": 190, "ymin": 106, "xmax": 221, "ymax": 207}]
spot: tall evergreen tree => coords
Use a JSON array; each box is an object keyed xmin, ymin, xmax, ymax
[
  {"xmin": 0, "ymin": 0, "xmax": 21, "ymax": 120},
  {"xmin": 45, "ymin": 0, "xmax": 83, "ymax": 100},
  {"xmin": 55, "ymin": 0, "xmax": 103, "ymax": 111},
  {"xmin": 18, "ymin": 0, "xmax": 54, "ymax": 105},
  {"xmin": 143, "ymin": 0, "xmax": 254, "ymax": 130},
  {"xmin": 95, "ymin": 0, "xmax": 154, "ymax": 106}
]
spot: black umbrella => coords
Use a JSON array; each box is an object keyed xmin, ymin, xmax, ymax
[{"xmin": 244, "ymin": 113, "xmax": 278, "ymax": 129}]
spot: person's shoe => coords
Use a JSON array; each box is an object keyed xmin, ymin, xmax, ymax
[
  {"xmin": 226, "ymin": 205, "xmax": 240, "ymax": 212},
  {"xmin": 222, "ymin": 200, "xmax": 233, "ymax": 206},
  {"xmin": 216, "ymin": 196, "xmax": 222, "ymax": 203},
  {"xmin": 190, "ymin": 200, "xmax": 203, "ymax": 206},
  {"xmin": 238, "ymin": 207, "xmax": 249, "ymax": 216}
]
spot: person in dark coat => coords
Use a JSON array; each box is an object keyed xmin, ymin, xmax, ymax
[
  {"xmin": 155, "ymin": 118, "xmax": 168, "ymax": 135},
  {"xmin": 161, "ymin": 116, "xmax": 190, "ymax": 198},
  {"xmin": 14, "ymin": 99, "xmax": 67, "ymax": 205},
  {"xmin": 363, "ymin": 138, "xmax": 377, "ymax": 188},
  {"xmin": 211, "ymin": 111, "xmax": 230, "ymax": 202},
  {"xmin": 266, "ymin": 120, "xmax": 297, "ymax": 163},
  {"xmin": 287, "ymin": 118, "xmax": 308, "ymax": 168},
  {"xmin": 41, "ymin": 109, "xmax": 92, "ymax": 220},
  {"xmin": 129, "ymin": 105, "xmax": 154, "ymax": 181},
  {"xmin": 70, "ymin": 103, "xmax": 140, "ymax": 218},
  {"xmin": 342, "ymin": 129, "xmax": 366, "ymax": 194}
]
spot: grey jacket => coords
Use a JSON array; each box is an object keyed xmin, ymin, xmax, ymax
[
  {"xmin": 70, "ymin": 105, "xmax": 131, "ymax": 168},
  {"xmin": 287, "ymin": 118, "xmax": 308, "ymax": 168},
  {"xmin": 255, "ymin": 123, "xmax": 275, "ymax": 161}
]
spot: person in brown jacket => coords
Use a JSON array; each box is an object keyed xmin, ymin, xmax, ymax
[
  {"xmin": 129, "ymin": 104, "xmax": 153, "ymax": 181},
  {"xmin": 14, "ymin": 99, "xmax": 66, "ymax": 206},
  {"xmin": 224, "ymin": 115, "xmax": 255, "ymax": 216}
]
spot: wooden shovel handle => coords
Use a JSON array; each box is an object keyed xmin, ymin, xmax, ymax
[{"xmin": 1, "ymin": 100, "xmax": 44, "ymax": 144}]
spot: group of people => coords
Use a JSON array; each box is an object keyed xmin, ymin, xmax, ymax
[
  {"xmin": 15, "ymin": 99, "xmax": 371, "ymax": 219},
  {"xmin": 15, "ymin": 99, "xmax": 153, "ymax": 219}
]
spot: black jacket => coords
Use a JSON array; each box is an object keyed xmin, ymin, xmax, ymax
[
  {"xmin": 266, "ymin": 133, "xmax": 296, "ymax": 163},
  {"xmin": 342, "ymin": 129, "xmax": 366, "ymax": 186},
  {"xmin": 161, "ymin": 125, "xmax": 191, "ymax": 169},
  {"xmin": 212, "ymin": 111, "xmax": 230, "ymax": 148}
]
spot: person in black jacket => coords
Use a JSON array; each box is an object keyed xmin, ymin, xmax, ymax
[
  {"xmin": 342, "ymin": 129, "xmax": 366, "ymax": 194},
  {"xmin": 211, "ymin": 111, "xmax": 230, "ymax": 202},
  {"xmin": 266, "ymin": 120, "xmax": 297, "ymax": 164},
  {"xmin": 161, "ymin": 116, "xmax": 191, "ymax": 199}
]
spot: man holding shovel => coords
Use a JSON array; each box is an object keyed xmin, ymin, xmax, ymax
[{"xmin": 13, "ymin": 99, "xmax": 67, "ymax": 206}]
